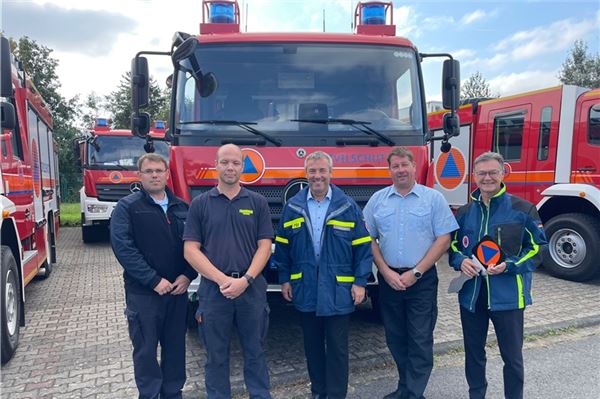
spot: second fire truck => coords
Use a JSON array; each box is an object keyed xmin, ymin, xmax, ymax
[{"xmin": 429, "ymin": 85, "xmax": 600, "ymax": 282}]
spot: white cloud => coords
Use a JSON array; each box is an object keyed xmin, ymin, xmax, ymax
[
  {"xmin": 452, "ymin": 49, "xmax": 476, "ymax": 60},
  {"xmin": 461, "ymin": 10, "xmax": 486, "ymax": 25},
  {"xmin": 494, "ymin": 17, "xmax": 597, "ymax": 60},
  {"xmin": 488, "ymin": 70, "xmax": 559, "ymax": 96}
]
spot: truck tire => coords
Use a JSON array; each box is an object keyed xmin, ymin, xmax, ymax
[
  {"xmin": 1, "ymin": 246, "xmax": 21, "ymax": 364},
  {"xmin": 367, "ymin": 286, "xmax": 381, "ymax": 322},
  {"xmin": 82, "ymin": 225, "xmax": 102, "ymax": 243},
  {"xmin": 542, "ymin": 213, "xmax": 600, "ymax": 281}
]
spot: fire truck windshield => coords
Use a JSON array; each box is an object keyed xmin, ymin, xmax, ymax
[
  {"xmin": 86, "ymin": 135, "xmax": 170, "ymax": 170},
  {"xmin": 174, "ymin": 43, "xmax": 424, "ymax": 146}
]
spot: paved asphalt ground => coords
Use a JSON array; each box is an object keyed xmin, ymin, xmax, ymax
[{"xmin": 1, "ymin": 227, "xmax": 599, "ymax": 398}]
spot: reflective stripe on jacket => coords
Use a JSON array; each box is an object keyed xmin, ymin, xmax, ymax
[
  {"xmin": 274, "ymin": 185, "xmax": 373, "ymax": 316},
  {"xmin": 448, "ymin": 184, "xmax": 547, "ymax": 312}
]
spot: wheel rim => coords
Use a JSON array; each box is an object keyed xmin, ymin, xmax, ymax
[
  {"xmin": 549, "ymin": 228, "xmax": 587, "ymax": 269},
  {"xmin": 5, "ymin": 269, "xmax": 17, "ymax": 336}
]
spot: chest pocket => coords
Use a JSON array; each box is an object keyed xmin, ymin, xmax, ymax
[
  {"xmin": 407, "ymin": 207, "xmax": 431, "ymax": 234},
  {"xmin": 373, "ymin": 208, "xmax": 395, "ymax": 234},
  {"xmin": 496, "ymin": 222, "xmax": 523, "ymax": 257}
]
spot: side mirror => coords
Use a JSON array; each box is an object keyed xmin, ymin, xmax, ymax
[
  {"xmin": 200, "ymin": 72, "xmax": 218, "ymax": 98},
  {"xmin": 131, "ymin": 112, "xmax": 151, "ymax": 137},
  {"xmin": 1, "ymin": 101, "xmax": 16, "ymax": 130},
  {"xmin": 171, "ymin": 37, "xmax": 199, "ymax": 64},
  {"xmin": 442, "ymin": 59, "xmax": 460, "ymax": 111},
  {"xmin": 131, "ymin": 56, "xmax": 149, "ymax": 112},
  {"xmin": 443, "ymin": 112, "xmax": 460, "ymax": 137},
  {"xmin": 1, "ymin": 37, "xmax": 12, "ymax": 98}
]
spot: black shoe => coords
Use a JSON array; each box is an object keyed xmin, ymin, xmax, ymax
[{"xmin": 383, "ymin": 389, "xmax": 403, "ymax": 399}]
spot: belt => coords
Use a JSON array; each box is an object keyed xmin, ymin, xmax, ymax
[
  {"xmin": 227, "ymin": 271, "xmax": 248, "ymax": 278},
  {"xmin": 390, "ymin": 267, "xmax": 413, "ymax": 275}
]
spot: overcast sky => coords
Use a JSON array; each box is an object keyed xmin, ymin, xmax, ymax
[{"xmin": 2, "ymin": 0, "xmax": 599, "ymax": 104}]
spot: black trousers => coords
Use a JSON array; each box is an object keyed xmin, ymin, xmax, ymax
[
  {"xmin": 460, "ymin": 282, "xmax": 524, "ymax": 399},
  {"xmin": 378, "ymin": 268, "xmax": 438, "ymax": 399},
  {"xmin": 196, "ymin": 277, "xmax": 271, "ymax": 399},
  {"xmin": 300, "ymin": 312, "xmax": 351, "ymax": 399},
  {"xmin": 125, "ymin": 292, "xmax": 188, "ymax": 399}
]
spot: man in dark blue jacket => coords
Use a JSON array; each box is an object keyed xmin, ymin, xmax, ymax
[
  {"xmin": 111, "ymin": 153, "xmax": 197, "ymax": 399},
  {"xmin": 449, "ymin": 152, "xmax": 547, "ymax": 399},
  {"xmin": 274, "ymin": 151, "xmax": 373, "ymax": 399}
]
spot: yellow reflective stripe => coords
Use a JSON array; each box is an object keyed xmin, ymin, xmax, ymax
[
  {"xmin": 515, "ymin": 228, "xmax": 540, "ymax": 265},
  {"xmin": 290, "ymin": 272, "xmax": 302, "ymax": 280},
  {"xmin": 239, "ymin": 209, "xmax": 254, "ymax": 216},
  {"xmin": 352, "ymin": 236, "xmax": 372, "ymax": 246},
  {"xmin": 450, "ymin": 231, "xmax": 464, "ymax": 255},
  {"xmin": 516, "ymin": 275, "xmax": 525, "ymax": 309},
  {"xmin": 284, "ymin": 217, "xmax": 305, "ymax": 229},
  {"xmin": 326, "ymin": 220, "xmax": 355, "ymax": 228},
  {"xmin": 336, "ymin": 276, "xmax": 355, "ymax": 283},
  {"xmin": 275, "ymin": 236, "xmax": 288, "ymax": 244}
]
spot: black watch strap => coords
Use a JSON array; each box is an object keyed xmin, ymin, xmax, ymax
[{"xmin": 243, "ymin": 274, "xmax": 255, "ymax": 285}]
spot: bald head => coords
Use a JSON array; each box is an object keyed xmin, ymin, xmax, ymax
[{"xmin": 216, "ymin": 144, "xmax": 243, "ymax": 163}]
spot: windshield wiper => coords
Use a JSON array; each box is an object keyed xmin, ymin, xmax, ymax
[
  {"xmin": 179, "ymin": 120, "xmax": 281, "ymax": 146},
  {"xmin": 291, "ymin": 118, "xmax": 395, "ymax": 146}
]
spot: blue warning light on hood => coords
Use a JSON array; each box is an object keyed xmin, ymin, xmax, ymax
[{"xmin": 210, "ymin": 2, "xmax": 235, "ymax": 24}]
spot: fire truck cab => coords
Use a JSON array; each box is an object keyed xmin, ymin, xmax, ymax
[
  {"xmin": 1, "ymin": 36, "xmax": 59, "ymax": 363},
  {"xmin": 128, "ymin": 0, "xmax": 460, "ymax": 315},
  {"xmin": 429, "ymin": 85, "xmax": 600, "ymax": 281},
  {"xmin": 75, "ymin": 119, "xmax": 169, "ymax": 242}
]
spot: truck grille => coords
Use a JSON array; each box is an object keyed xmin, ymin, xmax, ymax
[
  {"xmin": 96, "ymin": 184, "xmax": 135, "ymax": 202},
  {"xmin": 189, "ymin": 184, "xmax": 387, "ymax": 225}
]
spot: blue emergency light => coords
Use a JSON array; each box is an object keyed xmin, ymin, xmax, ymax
[
  {"xmin": 96, "ymin": 118, "xmax": 108, "ymax": 127},
  {"xmin": 154, "ymin": 120, "xmax": 165, "ymax": 129},
  {"xmin": 361, "ymin": 3, "xmax": 386, "ymax": 25},
  {"xmin": 209, "ymin": 2, "xmax": 235, "ymax": 23}
]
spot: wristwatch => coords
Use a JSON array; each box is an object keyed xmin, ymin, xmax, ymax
[
  {"xmin": 412, "ymin": 268, "xmax": 423, "ymax": 279},
  {"xmin": 243, "ymin": 274, "xmax": 255, "ymax": 285}
]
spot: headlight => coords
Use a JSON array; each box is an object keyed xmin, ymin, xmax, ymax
[{"xmin": 87, "ymin": 204, "xmax": 109, "ymax": 213}]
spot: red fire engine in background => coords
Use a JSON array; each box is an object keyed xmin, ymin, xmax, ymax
[
  {"xmin": 429, "ymin": 85, "xmax": 600, "ymax": 282},
  {"xmin": 1, "ymin": 36, "xmax": 60, "ymax": 363},
  {"xmin": 128, "ymin": 0, "xmax": 461, "ymax": 312},
  {"xmin": 75, "ymin": 118, "xmax": 169, "ymax": 242}
]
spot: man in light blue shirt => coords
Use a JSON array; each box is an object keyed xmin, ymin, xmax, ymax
[
  {"xmin": 363, "ymin": 147, "xmax": 458, "ymax": 399},
  {"xmin": 307, "ymin": 186, "xmax": 331, "ymax": 260}
]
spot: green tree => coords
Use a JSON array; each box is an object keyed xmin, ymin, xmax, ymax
[
  {"xmin": 79, "ymin": 92, "xmax": 105, "ymax": 130},
  {"xmin": 558, "ymin": 40, "xmax": 600, "ymax": 88},
  {"xmin": 461, "ymin": 71, "xmax": 497, "ymax": 101},
  {"xmin": 105, "ymin": 71, "xmax": 167, "ymax": 129},
  {"xmin": 9, "ymin": 36, "xmax": 82, "ymax": 201}
]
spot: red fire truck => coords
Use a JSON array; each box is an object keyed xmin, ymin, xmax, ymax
[
  {"xmin": 76, "ymin": 119, "xmax": 169, "ymax": 242},
  {"xmin": 128, "ymin": 0, "xmax": 460, "ymax": 308},
  {"xmin": 1, "ymin": 36, "xmax": 60, "ymax": 363},
  {"xmin": 428, "ymin": 85, "xmax": 600, "ymax": 281}
]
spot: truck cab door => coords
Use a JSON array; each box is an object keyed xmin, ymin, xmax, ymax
[
  {"xmin": 486, "ymin": 103, "xmax": 533, "ymax": 202},
  {"xmin": 572, "ymin": 99, "xmax": 600, "ymax": 186}
]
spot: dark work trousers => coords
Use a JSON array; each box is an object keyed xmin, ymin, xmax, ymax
[
  {"xmin": 125, "ymin": 292, "xmax": 188, "ymax": 399},
  {"xmin": 196, "ymin": 276, "xmax": 271, "ymax": 399},
  {"xmin": 460, "ymin": 280, "xmax": 525, "ymax": 399},
  {"xmin": 300, "ymin": 311, "xmax": 351, "ymax": 399},
  {"xmin": 378, "ymin": 267, "xmax": 438, "ymax": 399}
]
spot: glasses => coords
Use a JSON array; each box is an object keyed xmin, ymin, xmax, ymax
[
  {"xmin": 140, "ymin": 169, "xmax": 167, "ymax": 175},
  {"xmin": 474, "ymin": 170, "xmax": 502, "ymax": 178}
]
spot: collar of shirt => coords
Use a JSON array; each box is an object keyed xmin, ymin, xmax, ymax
[
  {"xmin": 386, "ymin": 183, "xmax": 422, "ymax": 199},
  {"xmin": 307, "ymin": 185, "xmax": 332, "ymax": 203},
  {"xmin": 151, "ymin": 193, "xmax": 169, "ymax": 213},
  {"xmin": 209, "ymin": 186, "xmax": 249, "ymax": 198}
]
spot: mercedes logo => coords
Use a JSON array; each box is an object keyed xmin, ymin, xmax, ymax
[
  {"xmin": 283, "ymin": 180, "xmax": 308, "ymax": 204},
  {"xmin": 130, "ymin": 182, "xmax": 142, "ymax": 193},
  {"xmin": 296, "ymin": 148, "xmax": 306, "ymax": 158}
]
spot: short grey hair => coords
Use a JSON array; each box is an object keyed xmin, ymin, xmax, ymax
[
  {"xmin": 138, "ymin": 153, "xmax": 168, "ymax": 171},
  {"xmin": 473, "ymin": 151, "xmax": 504, "ymax": 169},
  {"xmin": 304, "ymin": 151, "xmax": 333, "ymax": 170}
]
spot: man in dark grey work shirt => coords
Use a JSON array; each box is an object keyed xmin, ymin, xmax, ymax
[{"xmin": 183, "ymin": 144, "xmax": 273, "ymax": 399}]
